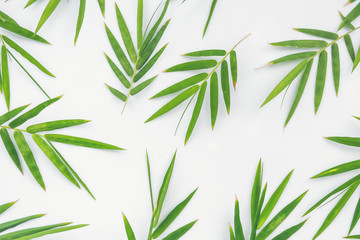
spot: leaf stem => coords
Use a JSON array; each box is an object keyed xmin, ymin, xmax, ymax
[
  {"xmin": 121, "ymin": 56, "xmax": 139, "ymax": 114},
  {"xmin": 0, "ymin": 125, "xmax": 45, "ymax": 137}
]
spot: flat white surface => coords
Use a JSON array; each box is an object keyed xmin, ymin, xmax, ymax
[{"xmin": 0, "ymin": 0, "xmax": 359, "ymax": 239}]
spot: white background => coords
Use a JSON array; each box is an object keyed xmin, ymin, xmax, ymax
[{"xmin": 0, "ymin": 0, "xmax": 360, "ymax": 239}]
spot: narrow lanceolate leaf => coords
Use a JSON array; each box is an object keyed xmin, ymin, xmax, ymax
[
  {"xmin": 44, "ymin": 134, "xmax": 123, "ymax": 150},
  {"xmin": 340, "ymin": 11, "xmax": 355, "ymax": 30},
  {"xmin": 134, "ymin": 44, "xmax": 168, "ymax": 82},
  {"xmin": 32, "ymin": 134, "xmax": 79, "ymax": 188},
  {"xmin": 331, "ymin": 43, "xmax": 340, "ymax": 95},
  {"xmin": 261, "ymin": 60, "xmax": 307, "ymax": 107},
  {"xmin": 153, "ymin": 153, "xmax": 176, "ymax": 227},
  {"xmin": 1, "ymin": 46, "xmax": 9, "ymax": 109},
  {"xmin": 256, "ymin": 191, "xmax": 307, "ymax": 240},
  {"xmin": 314, "ymin": 50, "xmax": 328, "ymax": 114},
  {"xmin": 105, "ymin": 25, "xmax": 133, "ymax": 76},
  {"xmin": 0, "ymin": 104, "xmax": 29, "ymax": 125},
  {"xmin": 284, "ymin": 59, "xmax": 313, "ymax": 127},
  {"xmin": 346, "ymin": 235, "xmax": 360, "ymax": 239},
  {"xmin": 210, "ymin": 72, "xmax": 219, "ymax": 129},
  {"xmin": 185, "ymin": 82, "xmax": 207, "ymax": 144},
  {"xmin": 130, "ymin": 76, "xmax": 157, "ymax": 95},
  {"xmin": 9, "ymin": 96, "xmax": 62, "ymax": 128},
  {"xmin": 312, "ymin": 160, "xmax": 360, "ymax": 178},
  {"xmin": 272, "ymin": 220, "xmax": 307, "ymax": 240},
  {"xmin": 258, "ymin": 170, "xmax": 293, "ymax": 229},
  {"xmin": 268, "ymin": 51, "xmax": 317, "ymax": 65},
  {"xmin": 270, "ymin": 40, "xmax": 328, "ymax": 48},
  {"xmin": 151, "ymin": 73, "xmax": 207, "ymax": 99},
  {"xmin": 350, "ymin": 196, "xmax": 360, "ymax": 234},
  {"xmin": 0, "ymin": 11, "xmax": 18, "ymax": 24},
  {"xmin": 326, "ymin": 137, "xmax": 360, "ymax": 147},
  {"xmin": 345, "ymin": 35, "xmax": 356, "ymax": 62},
  {"xmin": 2, "ymin": 36, "xmax": 54, "ymax": 77},
  {"xmin": 0, "ymin": 20, "xmax": 49, "ymax": 44},
  {"xmin": 74, "ymin": 0, "xmax": 86, "ymax": 45},
  {"xmin": 26, "ymin": 120, "xmax": 90, "ymax": 133},
  {"xmin": 152, "ymin": 188, "xmax": 198, "ymax": 238},
  {"xmin": 14, "ymin": 131, "xmax": 45, "ymax": 190},
  {"xmin": 98, "ymin": 0, "xmax": 105, "ymax": 16},
  {"xmin": 164, "ymin": 60, "xmax": 217, "ymax": 72},
  {"xmin": 313, "ymin": 182, "xmax": 359, "ymax": 239},
  {"xmin": 35, "ymin": 0, "xmax": 61, "ymax": 33},
  {"xmin": 203, "ymin": 0, "xmax": 218, "ymax": 37},
  {"xmin": 353, "ymin": 45, "xmax": 360, "ymax": 71},
  {"xmin": 0, "ymin": 128, "xmax": 22, "ymax": 173},
  {"xmin": 221, "ymin": 61, "xmax": 231, "ymax": 114},
  {"xmin": 229, "ymin": 225, "xmax": 235, "ymax": 240},
  {"xmin": 251, "ymin": 161, "xmax": 262, "ymax": 225},
  {"xmin": 251, "ymin": 184, "xmax": 267, "ymax": 240},
  {"xmin": 230, "ymin": 51, "xmax": 238, "ymax": 89},
  {"xmin": 146, "ymin": 85, "xmax": 200, "ymax": 123},
  {"xmin": 0, "ymin": 214, "xmax": 44, "ymax": 233},
  {"xmin": 339, "ymin": 2, "xmax": 360, "ymax": 30},
  {"xmin": 234, "ymin": 197, "xmax": 245, "ymax": 240},
  {"xmin": 104, "ymin": 53, "xmax": 130, "ymax": 88},
  {"xmin": 0, "ymin": 201, "xmax": 17, "ymax": 215},
  {"xmin": 115, "ymin": 3, "xmax": 137, "ymax": 63},
  {"xmin": 294, "ymin": 28, "xmax": 338, "ymax": 40},
  {"xmin": 183, "ymin": 49, "xmax": 226, "ymax": 57},
  {"xmin": 122, "ymin": 213, "xmax": 136, "ymax": 240},
  {"xmin": 137, "ymin": 0, "xmax": 143, "ymax": 49},
  {"xmin": 106, "ymin": 84, "xmax": 127, "ymax": 101},
  {"xmin": 162, "ymin": 220, "xmax": 197, "ymax": 240}
]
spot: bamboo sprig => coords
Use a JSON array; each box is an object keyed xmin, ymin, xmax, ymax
[
  {"xmin": 121, "ymin": 151, "xmax": 198, "ymax": 240},
  {"xmin": 146, "ymin": 34, "xmax": 250, "ymax": 144},
  {"xmin": 0, "ymin": 96, "xmax": 123, "ymax": 198}
]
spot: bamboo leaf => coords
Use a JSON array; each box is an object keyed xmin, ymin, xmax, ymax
[
  {"xmin": 314, "ymin": 50, "xmax": 328, "ymax": 114},
  {"xmin": 0, "ymin": 104, "xmax": 29, "ymax": 125},
  {"xmin": 130, "ymin": 76, "xmax": 157, "ymax": 95},
  {"xmin": 137, "ymin": 0, "xmax": 143, "ymax": 49},
  {"xmin": 251, "ymin": 184, "xmax": 267, "ymax": 240},
  {"xmin": 229, "ymin": 225, "xmax": 235, "ymax": 240},
  {"xmin": 183, "ymin": 49, "xmax": 226, "ymax": 57},
  {"xmin": 115, "ymin": 3, "xmax": 137, "ymax": 63},
  {"xmin": 312, "ymin": 160, "xmax": 360, "ymax": 178},
  {"xmin": 26, "ymin": 120, "xmax": 90, "ymax": 133},
  {"xmin": 164, "ymin": 60, "xmax": 217, "ymax": 72},
  {"xmin": 349, "ymin": 196, "xmax": 360, "ymax": 234},
  {"xmin": 74, "ymin": 0, "xmax": 86, "ymax": 45},
  {"xmin": 353, "ymin": 45, "xmax": 360, "ymax": 71},
  {"xmin": 145, "ymin": 85, "xmax": 200, "ymax": 123},
  {"xmin": 272, "ymin": 220, "xmax": 307, "ymax": 240},
  {"xmin": 122, "ymin": 213, "xmax": 136, "ymax": 240},
  {"xmin": 0, "ymin": 214, "xmax": 44, "ymax": 233},
  {"xmin": 104, "ymin": 53, "xmax": 130, "ymax": 88},
  {"xmin": 339, "ymin": 2, "xmax": 360, "ymax": 30},
  {"xmin": 268, "ymin": 51, "xmax": 317, "ymax": 65},
  {"xmin": 210, "ymin": 72, "xmax": 219, "ymax": 129},
  {"xmin": 185, "ymin": 82, "xmax": 207, "ymax": 144},
  {"xmin": 146, "ymin": 151, "xmax": 154, "ymax": 211},
  {"xmin": 35, "ymin": 0, "xmax": 61, "ymax": 33},
  {"xmin": 234, "ymin": 196, "xmax": 245, "ymax": 240},
  {"xmin": 221, "ymin": 61, "xmax": 231, "ymax": 114},
  {"xmin": 13, "ymin": 131, "xmax": 45, "ymax": 190},
  {"xmin": 162, "ymin": 220, "xmax": 197, "ymax": 240},
  {"xmin": 251, "ymin": 160, "xmax": 262, "ymax": 226},
  {"xmin": 346, "ymin": 235, "xmax": 360, "ymax": 239},
  {"xmin": 270, "ymin": 40, "xmax": 328, "ymax": 48},
  {"xmin": 294, "ymin": 28, "xmax": 338, "ymax": 40},
  {"xmin": 0, "ymin": 128, "xmax": 22, "ymax": 173},
  {"xmin": 44, "ymin": 134, "xmax": 123, "ymax": 150},
  {"xmin": 98, "ymin": 0, "xmax": 105, "ymax": 16},
  {"xmin": 345, "ymin": 35, "xmax": 355, "ymax": 62},
  {"xmin": 326, "ymin": 137, "xmax": 360, "ymax": 147},
  {"xmin": 230, "ymin": 51, "xmax": 238, "ymax": 89},
  {"xmin": 0, "ymin": 21, "xmax": 48, "ymax": 44},
  {"xmin": 106, "ymin": 84, "xmax": 127, "ymax": 101},
  {"xmin": 0, "ymin": 201, "xmax": 17, "ymax": 215},
  {"xmin": 331, "ymin": 43, "xmax": 340, "ymax": 95},
  {"xmin": 1, "ymin": 45, "xmax": 9, "ymax": 109},
  {"xmin": 203, "ymin": 0, "xmax": 218, "ymax": 37}
]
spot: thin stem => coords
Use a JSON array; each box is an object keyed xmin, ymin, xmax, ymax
[
  {"xmin": 121, "ymin": 56, "xmax": 139, "ymax": 114},
  {"xmin": 0, "ymin": 125, "xmax": 45, "ymax": 137},
  {"xmin": 146, "ymin": 214, "xmax": 155, "ymax": 240},
  {"xmin": 174, "ymin": 93, "xmax": 196, "ymax": 135},
  {"xmin": 146, "ymin": 150, "xmax": 155, "ymax": 211}
]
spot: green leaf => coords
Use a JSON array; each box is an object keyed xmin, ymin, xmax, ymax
[
  {"xmin": 152, "ymin": 188, "xmax": 198, "ymax": 238},
  {"xmin": 185, "ymin": 82, "xmax": 207, "ymax": 144},
  {"xmin": 353, "ymin": 45, "xmax": 360, "ymax": 71},
  {"xmin": 1, "ymin": 45, "xmax": 9, "ymax": 109},
  {"xmin": 0, "ymin": 21, "xmax": 49, "ymax": 44},
  {"xmin": 13, "ymin": 130, "xmax": 45, "ymax": 190},
  {"xmin": 0, "ymin": 201, "xmax": 17, "ymax": 215},
  {"xmin": 164, "ymin": 60, "xmax": 217, "ymax": 72},
  {"xmin": 210, "ymin": 72, "xmax": 219, "ymax": 129},
  {"xmin": 162, "ymin": 220, "xmax": 197, "ymax": 240},
  {"xmin": 130, "ymin": 76, "xmax": 157, "ymax": 95},
  {"xmin": 340, "ymin": 11, "xmax": 355, "ymax": 30},
  {"xmin": 122, "ymin": 213, "xmax": 136, "ymax": 240},
  {"xmin": 13, "ymin": 224, "xmax": 87, "ymax": 240},
  {"xmin": 26, "ymin": 120, "xmax": 90, "ymax": 133},
  {"xmin": 9, "ymin": 96, "xmax": 62, "ymax": 128},
  {"xmin": 284, "ymin": 59, "xmax": 313, "ymax": 127},
  {"xmin": 257, "ymin": 170, "xmax": 293, "ymax": 229},
  {"xmin": 230, "ymin": 51, "xmax": 238, "ymax": 89},
  {"xmin": 0, "ymin": 104, "xmax": 29, "ymax": 125},
  {"xmin": 2, "ymin": 36, "xmax": 55, "ymax": 77},
  {"xmin": 183, "ymin": 49, "xmax": 226, "ymax": 57},
  {"xmin": 104, "ymin": 53, "xmax": 130, "ymax": 88},
  {"xmin": 256, "ymin": 191, "xmax": 307, "ymax": 240},
  {"xmin": 106, "ymin": 84, "xmax": 127, "ymax": 101},
  {"xmin": 326, "ymin": 137, "xmax": 360, "ymax": 147},
  {"xmin": 0, "ymin": 214, "xmax": 44, "ymax": 233},
  {"xmin": 314, "ymin": 50, "xmax": 328, "ymax": 114},
  {"xmin": 153, "ymin": 152, "xmax": 176, "ymax": 227},
  {"xmin": 346, "ymin": 235, "xmax": 360, "ymax": 239},
  {"xmin": 234, "ymin": 197, "xmax": 245, "ymax": 240},
  {"xmin": 137, "ymin": 0, "xmax": 143, "ymax": 49},
  {"xmin": 146, "ymin": 151, "xmax": 155, "ymax": 211},
  {"xmin": 145, "ymin": 85, "xmax": 200, "ymax": 123},
  {"xmin": 331, "ymin": 43, "xmax": 340, "ymax": 95},
  {"xmin": 268, "ymin": 51, "xmax": 317, "ymax": 65},
  {"xmin": 74, "ymin": 0, "xmax": 86, "ymax": 45},
  {"xmin": 44, "ymin": 134, "xmax": 123, "ymax": 150},
  {"xmin": 35, "ymin": 0, "xmax": 61, "ymax": 33},
  {"xmin": 261, "ymin": 60, "xmax": 307, "ymax": 107},
  {"xmin": 105, "ymin": 25, "xmax": 133, "ymax": 76},
  {"xmin": 24, "ymin": 0, "xmax": 40, "ymax": 8},
  {"xmin": 115, "ymin": 3, "xmax": 137, "ymax": 63},
  {"xmin": 0, "ymin": 11, "xmax": 18, "ymax": 25},
  {"xmin": 0, "ymin": 128, "xmax": 21, "ymax": 173},
  {"xmin": 313, "ymin": 182, "xmax": 359, "ymax": 239},
  {"xmin": 344, "ymin": 35, "xmax": 355, "ymax": 62},
  {"xmin": 203, "ymin": 0, "xmax": 218, "ymax": 37},
  {"xmin": 251, "ymin": 160, "xmax": 262, "ymax": 226},
  {"xmin": 294, "ymin": 28, "xmax": 338, "ymax": 40},
  {"xmin": 312, "ymin": 160, "xmax": 360, "ymax": 178},
  {"xmin": 98, "ymin": 0, "xmax": 105, "ymax": 16},
  {"xmin": 270, "ymin": 40, "xmax": 328, "ymax": 48},
  {"xmin": 151, "ymin": 73, "xmax": 207, "ymax": 99},
  {"xmin": 32, "ymin": 134, "xmax": 79, "ymax": 188},
  {"xmin": 272, "ymin": 220, "xmax": 307, "ymax": 240},
  {"xmin": 251, "ymin": 184, "xmax": 267, "ymax": 240},
  {"xmin": 221, "ymin": 61, "xmax": 231, "ymax": 114},
  {"xmin": 339, "ymin": 2, "xmax": 360, "ymax": 30},
  {"xmin": 349, "ymin": 196, "xmax": 360, "ymax": 234},
  {"xmin": 229, "ymin": 225, "xmax": 235, "ymax": 240}
]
